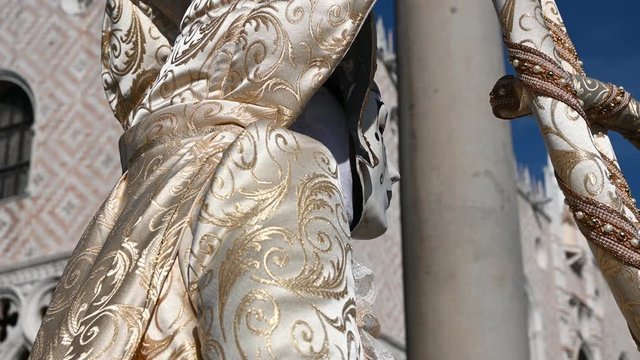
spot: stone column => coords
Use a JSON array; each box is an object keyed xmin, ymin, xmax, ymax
[{"xmin": 396, "ymin": 1, "xmax": 530, "ymax": 359}]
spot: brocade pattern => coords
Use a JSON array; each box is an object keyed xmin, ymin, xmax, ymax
[{"xmin": 30, "ymin": 0, "xmax": 376, "ymax": 358}]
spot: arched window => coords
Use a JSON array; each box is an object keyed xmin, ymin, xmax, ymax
[
  {"xmin": 577, "ymin": 343, "xmax": 593, "ymax": 360},
  {"xmin": 0, "ymin": 75, "xmax": 34, "ymax": 199}
]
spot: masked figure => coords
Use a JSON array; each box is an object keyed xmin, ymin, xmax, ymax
[{"xmin": 30, "ymin": 0, "xmax": 398, "ymax": 359}]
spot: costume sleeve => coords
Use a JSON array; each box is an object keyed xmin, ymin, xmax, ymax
[
  {"xmin": 492, "ymin": 0, "xmax": 640, "ymax": 347},
  {"xmin": 591, "ymin": 245, "xmax": 640, "ymax": 346},
  {"xmin": 101, "ymin": 0, "xmax": 177, "ymax": 128},
  {"xmin": 185, "ymin": 121, "xmax": 363, "ymax": 359},
  {"xmin": 572, "ymin": 75, "xmax": 640, "ymax": 150}
]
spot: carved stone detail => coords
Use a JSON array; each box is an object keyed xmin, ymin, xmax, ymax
[{"xmin": 0, "ymin": 254, "xmax": 69, "ymax": 359}]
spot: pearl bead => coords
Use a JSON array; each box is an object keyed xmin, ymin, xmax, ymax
[
  {"xmin": 558, "ymin": 78, "xmax": 567, "ymax": 86},
  {"xmin": 603, "ymin": 224, "xmax": 614, "ymax": 233},
  {"xmin": 512, "ymin": 59, "xmax": 520, "ymax": 68},
  {"xmin": 575, "ymin": 211, "xmax": 585, "ymax": 220},
  {"xmin": 631, "ymin": 239, "xmax": 640, "ymax": 248},
  {"xmin": 632, "ymin": 198, "xmax": 636, "ymax": 204},
  {"xmin": 578, "ymin": 60, "xmax": 584, "ymax": 66},
  {"xmin": 533, "ymin": 65, "xmax": 543, "ymax": 73},
  {"xmin": 578, "ymin": 99, "xmax": 585, "ymax": 107}
]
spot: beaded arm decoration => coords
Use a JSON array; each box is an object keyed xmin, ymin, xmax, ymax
[
  {"xmin": 573, "ymin": 75, "xmax": 640, "ymax": 149},
  {"xmin": 582, "ymin": 79, "xmax": 631, "ymax": 123},
  {"xmin": 543, "ymin": 15, "xmax": 585, "ymax": 76},
  {"xmin": 503, "ymin": 39, "xmax": 586, "ymax": 120},
  {"xmin": 489, "ymin": 75, "xmax": 532, "ymax": 120},
  {"xmin": 492, "ymin": 14, "xmax": 640, "ymax": 149},
  {"xmin": 494, "ymin": 34, "xmax": 640, "ymax": 269},
  {"xmin": 490, "ymin": 73, "xmax": 640, "ymax": 150},
  {"xmin": 600, "ymin": 155, "xmax": 640, "ymax": 221},
  {"xmin": 557, "ymin": 171, "xmax": 640, "ymax": 268}
]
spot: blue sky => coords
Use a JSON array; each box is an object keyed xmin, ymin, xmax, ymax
[
  {"xmin": 374, "ymin": 0, "xmax": 395, "ymax": 37},
  {"xmin": 374, "ymin": 0, "xmax": 640, "ymax": 192}
]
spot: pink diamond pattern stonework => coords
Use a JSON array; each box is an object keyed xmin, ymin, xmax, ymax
[{"xmin": 0, "ymin": 1, "xmax": 122, "ymax": 262}]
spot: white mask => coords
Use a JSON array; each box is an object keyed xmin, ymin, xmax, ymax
[{"xmin": 351, "ymin": 87, "xmax": 400, "ymax": 239}]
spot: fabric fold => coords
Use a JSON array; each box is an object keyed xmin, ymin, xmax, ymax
[{"xmin": 31, "ymin": 0, "xmax": 381, "ymax": 359}]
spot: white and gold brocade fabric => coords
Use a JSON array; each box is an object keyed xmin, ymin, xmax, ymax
[
  {"xmin": 30, "ymin": 0, "xmax": 377, "ymax": 358},
  {"xmin": 492, "ymin": 0, "xmax": 640, "ymax": 346}
]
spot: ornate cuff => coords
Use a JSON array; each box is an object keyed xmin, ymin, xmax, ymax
[{"xmin": 558, "ymin": 170, "xmax": 640, "ymax": 268}]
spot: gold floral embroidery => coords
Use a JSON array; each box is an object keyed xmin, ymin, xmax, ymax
[{"xmin": 31, "ymin": 0, "xmax": 375, "ymax": 359}]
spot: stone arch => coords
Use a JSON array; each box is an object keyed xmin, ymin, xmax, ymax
[
  {"xmin": 0, "ymin": 72, "xmax": 34, "ymax": 109},
  {"xmin": 0, "ymin": 286, "xmax": 27, "ymax": 359},
  {"xmin": 577, "ymin": 343, "xmax": 593, "ymax": 360}
]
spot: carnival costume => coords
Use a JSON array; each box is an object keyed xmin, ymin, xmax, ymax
[{"xmin": 30, "ymin": 0, "xmax": 390, "ymax": 358}]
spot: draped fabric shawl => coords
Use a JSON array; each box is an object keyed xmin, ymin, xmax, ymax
[{"xmin": 30, "ymin": 0, "xmax": 377, "ymax": 358}]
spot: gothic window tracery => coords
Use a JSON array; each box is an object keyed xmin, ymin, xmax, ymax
[
  {"xmin": 0, "ymin": 297, "xmax": 18, "ymax": 343},
  {"xmin": 0, "ymin": 288, "xmax": 29, "ymax": 359},
  {"xmin": 577, "ymin": 343, "xmax": 593, "ymax": 360},
  {"xmin": 0, "ymin": 274, "xmax": 61, "ymax": 359}
]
